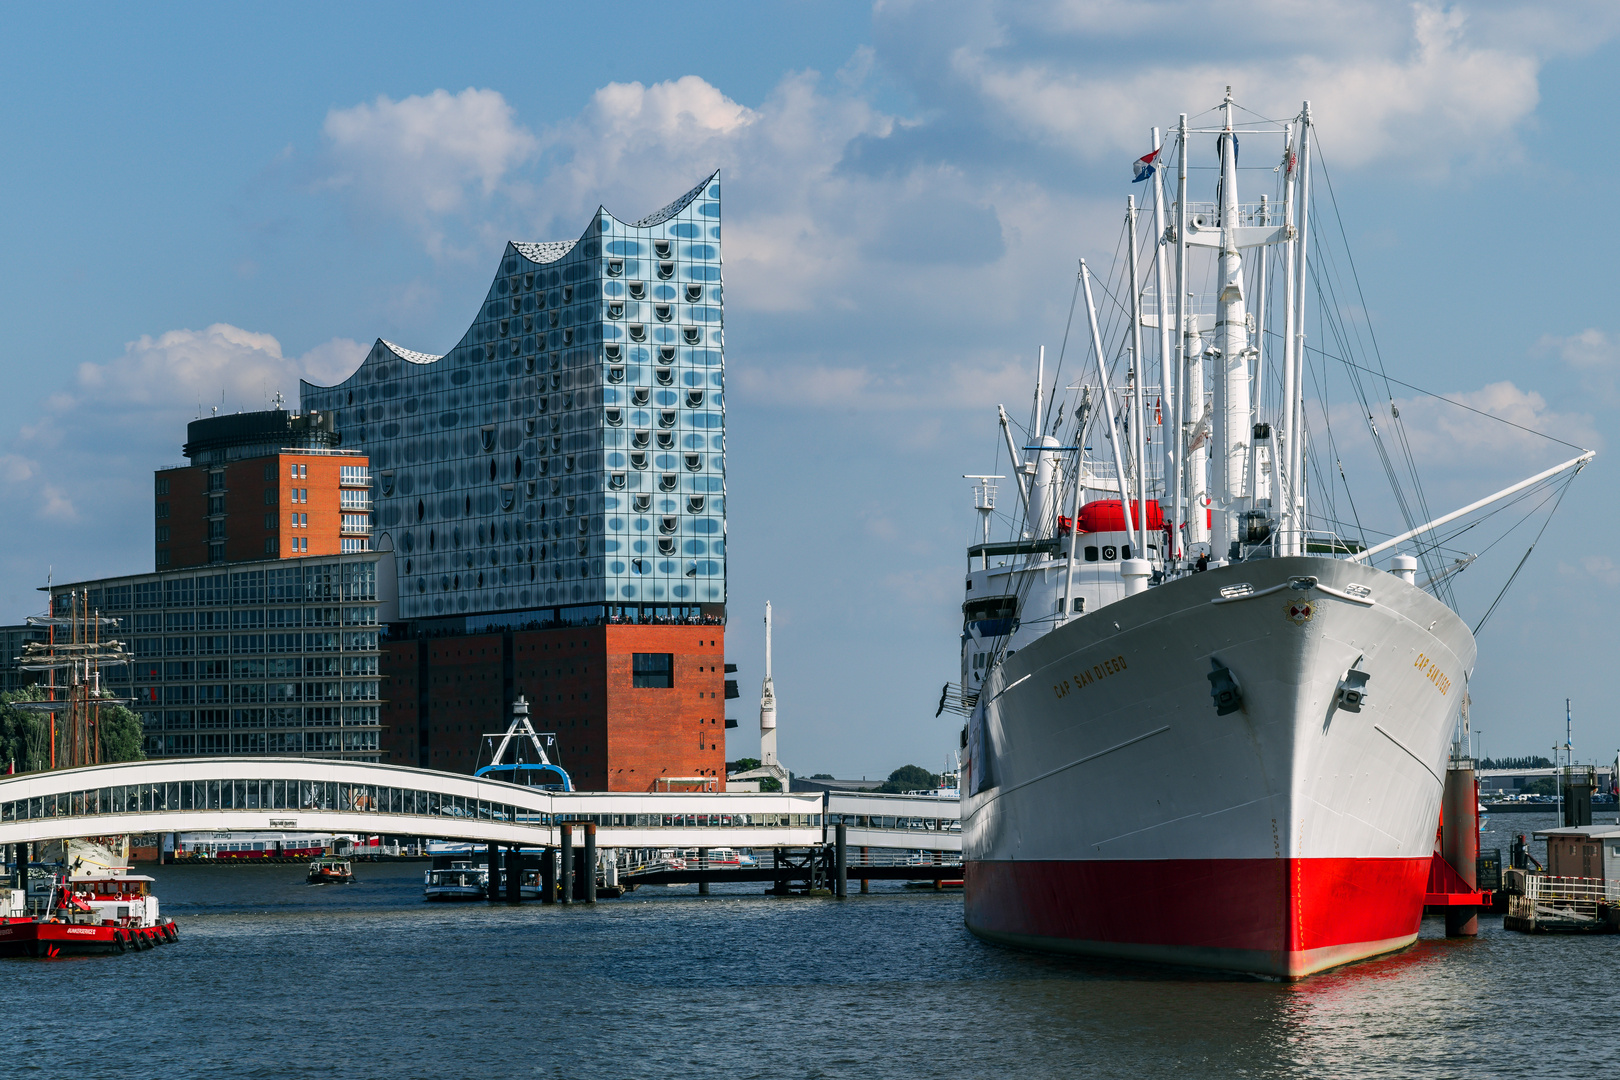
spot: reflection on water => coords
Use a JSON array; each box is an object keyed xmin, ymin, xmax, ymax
[{"xmin": 4, "ymin": 858, "xmax": 1615, "ymax": 1078}]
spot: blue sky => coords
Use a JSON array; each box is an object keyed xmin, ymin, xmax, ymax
[{"xmin": 1, "ymin": 1, "xmax": 1617, "ymax": 774}]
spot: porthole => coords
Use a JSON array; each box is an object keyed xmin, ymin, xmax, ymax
[
  {"xmin": 659, "ymin": 473, "xmax": 678, "ymax": 492},
  {"xmin": 511, "ymin": 297, "xmax": 522, "ymax": 315},
  {"xmin": 659, "ymin": 345, "xmax": 676, "ymax": 363},
  {"xmin": 632, "ymin": 388, "xmax": 650, "ymax": 406},
  {"xmin": 563, "ymin": 329, "xmax": 573, "ymax": 345},
  {"xmin": 630, "ymin": 451, "xmax": 648, "ymax": 470},
  {"xmin": 658, "ymin": 410, "xmax": 676, "ymax": 428},
  {"xmin": 654, "ymin": 240, "xmax": 671, "ymax": 258},
  {"xmin": 686, "ymin": 390, "xmax": 704, "ymax": 408},
  {"xmin": 1102, "ymin": 545, "xmax": 1117, "ymax": 560},
  {"xmin": 633, "ymin": 495, "xmax": 651, "ymax": 512},
  {"xmin": 629, "ymin": 324, "xmax": 646, "ymax": 342},
  {"xmin": 654, "ymin": 304, "xmax": 671, "ymax": 322},
  {"xmin": 628, "ymin": 281, "xmax": 645, "ymax": 300},
  {"xmin": 499, "ymin": 320, "xmax": 509, "ymax": 337},
  {"xmin": 683, "ymin": 327, "xmax": 702, "ymax": 345},
  {"xmin": 607, "ymin": 260, "xmax": 623, "ymax": 277},
  {"xmin": 563, "ymin": 286, "xmax": 574, "ymax": 303},
  {"xmin": 609, "ymin": 473, "xmax": 626, "ymax": 490},
  {"xmin": 686, "ymin": 285, "xmax": 703, "ymax": 302},
  {"xmin": 656, "ymin": 368, "xmax": 674, "ymax": 386},
  {"xmin": 605, "ymin": 343, "xmax": 622, "ymax": 360},
  {"xmin": 524, "ymin": 419, "xmax": 536, "ymax": 437},
  {"xmin": 607, "ymin": 303, "xmax": 624, "ymax": 320},
  {"xmin": 658, "ymin": 537, "xmax": 675, "ymax": 555},
  {"xmin": 684, "ymin": 454, "xmax": 702, "ymax": 471},
  {"xmin": 524, "ymin": 272, "xmax": 534, "ymax": 289},
  {"xmin": 632, "ymin": 429, "xmax": 650, "ymax": 449},
  {"xmin": 687, "ymin": 496, "xmax": 705, "ymax": 513},
  {"xmin": 605, "ymin": 408, "xmax": 623, "ymax": 426},
  {"xmin": 658, "ymin": 261, "xmax": 674, "ymax": 279},
  {"xmin": 657, "ymin": 431, "xmax": 674, "ymax": 450},
  {"xmin": 481, "ymin": 427, "xmax": 496, "ymax": 452},
  {"xmin": 565, "ymin": 455, "xmax": 575, "ymax": 473},
  {"xmin": 660, "ymin": 516, "xmax": 678, "ymax": 534},
  {"xmin": 1084, "ymin": 546, "xmax": 1098, "ymax": 561}
]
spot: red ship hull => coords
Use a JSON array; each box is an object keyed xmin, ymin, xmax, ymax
[
  {"xmin": 0, "ymin": 917, "xmax": 177, "ymax": 958},
  {"xmin": 965, "ymin": 857, "xmax": 1431, "ymax": 979}
]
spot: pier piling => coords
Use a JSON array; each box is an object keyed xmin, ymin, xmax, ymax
[
  {"xmin": 506, "ymin": 845, "xmax": 522, "ymax": 904},
  {"xmin": 834, "ymin": 823, "xmax": 847, "ymax": 899},
  {"xmin": 698, "ymin": 847, "xmax": 710, "ymax": 896},
  {"xmin": 860, "ymin": 845, "xmax": 868, "ymax": 894},
  {"xmin": 560, "ymin": 824, "xmax": 573, "ymax": 905},
  {"xmin": 1442, "ymin": 762, "xmax": 1480, "ymax": 937},
  {"xmin": 540, "ymin": 846, "xmax": 556, "ymax": 904},
  {"xmin": 486, "ymin": 841, "xmax": 501, "ymax": 903},
  {"xmin": 584, "ymin": 822, "xmax": 597, "ymax": 904}
]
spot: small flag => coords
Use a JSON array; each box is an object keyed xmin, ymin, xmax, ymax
[{"xmin": 1132, "ymin": 148, "xmax": 1160, "ymax": 183}]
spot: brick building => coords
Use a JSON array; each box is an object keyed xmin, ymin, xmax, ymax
[
  {"xmin": 381, "ymin": 624, "xmax": 725, "ymax": 790},
  {"xmin": 155, "ymin": 409, "xmax": 371, "ymax": 569}
]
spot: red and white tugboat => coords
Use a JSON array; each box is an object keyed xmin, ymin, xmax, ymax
[{"xmin": 0, "ymin": 866, "xmax": 178, "ymax": 958}]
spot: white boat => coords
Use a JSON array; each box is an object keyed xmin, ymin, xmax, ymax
[
  {"xmin": 423, "ymin": 860, "xmax": 487, "ymax": 901},
  {"xmin": 956, "ymin": 90, "xmax": 1591, "ymax": 979}
]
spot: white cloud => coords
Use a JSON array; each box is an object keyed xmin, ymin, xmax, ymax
[
  {"xmin": 943, "ymin": 2, "xmax": 1543, "ymax": 171},
  {"xmin": 1539, "ymin": 328, "xmax": 1620, "ymax": 405},
  {"xmin": 1, "ymin": 325, "xmax": 366, "ymax": 528},
  {"xmin": 321, "ymin": 88, "xmax": 538, "ymax": 253}
]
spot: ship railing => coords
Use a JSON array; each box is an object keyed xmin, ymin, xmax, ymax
[{"xmin": 1178, "ymin": 200, "xmax": 1287, "ymax": 228}]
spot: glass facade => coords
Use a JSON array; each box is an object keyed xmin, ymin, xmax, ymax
[
  {"xmin": 57, "ymin": 555, "xmax": 383, "ymax": 760},
  {"xmin": 300, "ymin": 172, "xmax": 726, "ymax": 623}
]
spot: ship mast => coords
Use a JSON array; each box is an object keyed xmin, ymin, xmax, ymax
[{"xmin": 1211, "ymin": 87, "xmax": 1253, "ymax": 560}]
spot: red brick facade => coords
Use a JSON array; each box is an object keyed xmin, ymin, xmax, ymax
[
  {"xmin": 379, "ymin": 624, "xmax": 726, "ymax": 791},
  {"xmin": 155, "ymin": 452, "xmax": 367, "ymax": 570}
]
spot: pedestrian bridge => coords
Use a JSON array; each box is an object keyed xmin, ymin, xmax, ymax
[
  {"xmin": 0, "ymin": 758, "xmax": 824, "ymax": 850},
  {"xmin": 0, "ymin": 759, "xmax": 959, "ymax": 853}
]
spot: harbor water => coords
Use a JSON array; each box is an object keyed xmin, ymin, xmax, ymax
[{"xmin": 7, "ymin": 828, "xmax": 1620, "ymax": 1079}]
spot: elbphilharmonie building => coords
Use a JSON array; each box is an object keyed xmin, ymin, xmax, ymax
[{"xmin": 301, "ymin": 172, "xmax": 727, "ymax": 629}]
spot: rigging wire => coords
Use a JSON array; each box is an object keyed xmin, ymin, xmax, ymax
[{"xmin": 1472, "ymin": 473, "xmax": 1577, "ymax": 636}]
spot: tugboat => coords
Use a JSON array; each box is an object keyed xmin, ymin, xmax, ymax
[
  {"xmin": 0, "ymin": 866, "xmax": 178, "ymax": 957},
  {"xmin": 307, "ymin": 856, "xmax": 354, "ymax": 885}
]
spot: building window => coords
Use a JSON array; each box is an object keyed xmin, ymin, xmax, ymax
[
  {"xmin": 208, "ymin": 543, "xmax": 225, "ymax": 564},
  {"xmin": 155, "ymin": 526, "xmax": 169, "ymax": 543},
  {"xmin": 263, "ymin": 463, "xmax": 274, "ymax": 481},
  {"xmin": 156, "ymin": 549, "xmax": 170, "ymax": 567},
  {"xmin": 155, "ymin": 478, "xmax": 170, "ymax": 496},
  {"xmin": 155, "ymin": 502, "xmax": 169, "ymax": 520},
  {"xmin": 632, "ymin": 653, "xmax": 674, "ymax": 689},
  {"xmin": 264, "ymin": 514, "xmax": 277, "ymax": 530},
  {"xmin": 291, "ymin": 464, "xmax": 306, "ymax": 479},
  {"xmin": 265, "ymin": 538, "xmax": 278, "ymax": 554}
]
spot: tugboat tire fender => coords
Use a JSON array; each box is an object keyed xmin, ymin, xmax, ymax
[{"xmin": 113, "ymin": 930, "xmax": 126, "ymax": 953}]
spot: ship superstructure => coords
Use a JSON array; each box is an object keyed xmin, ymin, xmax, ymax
[{"xmin": 955, "ymin": 90, "xmax": 1591, "ymax": 978}]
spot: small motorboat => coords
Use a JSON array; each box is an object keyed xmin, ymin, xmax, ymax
[{"xmin": 307, "ymin": 857, "xmax": 354, "ymax": 885}]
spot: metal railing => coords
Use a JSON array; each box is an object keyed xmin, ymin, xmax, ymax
[{"xmin": 1509, "ymin": 873, "xmax": 1620, "ymax": 923}]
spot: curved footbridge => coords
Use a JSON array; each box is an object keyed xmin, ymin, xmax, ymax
[{"xmin": 0, "ymin": 759, "xmax": 959, "ymax": 858}]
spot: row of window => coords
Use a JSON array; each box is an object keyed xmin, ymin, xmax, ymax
[
  {"xmin": 75, "ymin": 564, "xmax": 378, "ymax": 610},
  {"xmin": 129, "ymin": 607, "xmax": 376, "ymax": 630},
  {"xmin": 138, "ymin": 681, "xmax": 380, "ymax": 704},
  {"xmin": 128, "ymin": 632, "xmax": 378, "ymax": 656},
  {"xmin": 141, "ymin": 706, "xmax": 378, "ymax": 729},
  {"xmin": 155, "ymin": 732, "xmax": 378, "ymax": 755},
  {"xmin": 132, "ymin": 657, "xmax": 378, "ymax": 679},
  {"xmin": 1, "ymin": 780, "xmax": 818, "ymax": 833}
]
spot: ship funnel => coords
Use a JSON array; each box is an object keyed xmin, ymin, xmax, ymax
[{"xmin": 1391, "ymin": 553, "xmax": 1417, "ymax": 584}]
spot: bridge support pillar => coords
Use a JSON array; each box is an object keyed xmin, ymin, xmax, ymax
[
  {"xmin": 697, "ymin": 847, "xmax": 709, "ymax": 896},
  {"xmin": 560, "ymin": 825, "xmax": 573, "ymax": 905},
  {"xmin": 584, "ymin": 822, "xmax": 597, "ymax": 904},
  {"xmin": 834, "ymin": 823, "xmax": 847, "ymax": 899},
  {"xmin": 487, "ymin": 841, "xmax": 501, "ymax": 903},
  {"xmin": 506, "ymin": 845, "xmax": 522, "ymax": 904},
  {"xmin": 860, "ymin": 846, "xmax": 869, "ymax": 894},
  {"xmin": 540, "ymin": 846, "xmax": 556, "ymax": 904}
]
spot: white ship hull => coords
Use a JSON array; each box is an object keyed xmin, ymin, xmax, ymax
[{"xmin": 962, "ymin": 555, "xmax": 1474, "ymax": 978}]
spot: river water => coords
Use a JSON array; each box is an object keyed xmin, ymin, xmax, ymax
[{"xmin": 8, "ymin": 817, "xmax": 1620, "ymax": 1079}]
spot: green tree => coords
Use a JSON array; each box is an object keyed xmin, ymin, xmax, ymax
[
  {"xmin": 98, "ymin": 705, "xmax": 145, "ymax": 763},
  {"xmin": 879, "ymin": 764, "xmax": 940, "ymax": 794},
  {"xmin": 727, "ymin": 757, "xmax": 760, "ymax": 774},
  {"xmin": 0, "ymin": 689, "xmax": 144, "ymax": 771}
]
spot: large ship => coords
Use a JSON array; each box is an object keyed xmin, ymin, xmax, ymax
[{"xmin": 956, "ymin": 91, "xmax": 1590, "ymax": 978}]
